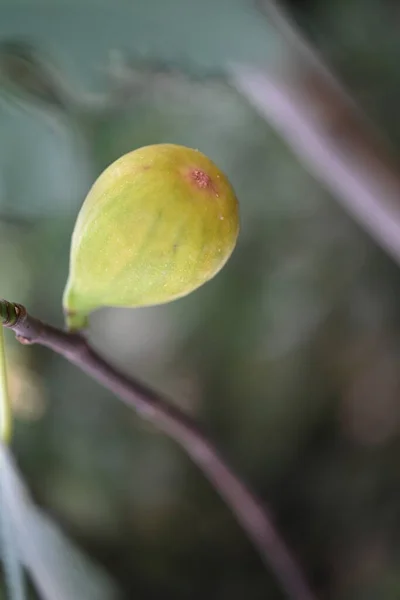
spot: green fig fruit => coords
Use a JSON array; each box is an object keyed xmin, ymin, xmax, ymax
[{"xmin": 63, "ymin": 143, "xmax": 240, "ymax": 330}]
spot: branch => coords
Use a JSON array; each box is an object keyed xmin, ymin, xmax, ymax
[
  {"xmin": 0, "ymin": 300, "xmax": 317, "ymax": 600},
  {"xmin": 230, "ymin": 0, "xmax": 400, "ymax": 266}
]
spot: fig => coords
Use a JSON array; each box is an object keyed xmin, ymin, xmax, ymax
[{"xmin": 63, "ymin": 143, "xmax": 240, "ymax": 330}]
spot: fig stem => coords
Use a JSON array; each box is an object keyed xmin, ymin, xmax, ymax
[
  {"xmin": 64, "ymin": 310, "xmax": 89, "ymax": 332},
  {"xmin": 0, "ymin": 299, "xmax": 317, "ymax": 600}
]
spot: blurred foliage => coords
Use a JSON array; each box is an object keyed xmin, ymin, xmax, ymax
[
  {"xmin": 0, "ymin": 444, "xmax": 120, "ymax": 600},
  {"xmin": 1, "ymin": 0, "xmax": 400, "ymax": 599}
]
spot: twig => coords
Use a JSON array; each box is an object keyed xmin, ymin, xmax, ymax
[
  {"xmin": 230, "ymin": 0, "xmax": 400, "ymax": 266},
  {"xmin": 0, "ymin": 300, "xmax": 316, "ymax": 600}
]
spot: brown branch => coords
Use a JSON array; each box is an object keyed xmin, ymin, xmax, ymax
[
  {"xmin": 230, "ymin": 0, "xmax": 400, "ymax": 266},
  {"xmin": 1, "ymin": 301, "xmax": 317, "ymax": 600}
]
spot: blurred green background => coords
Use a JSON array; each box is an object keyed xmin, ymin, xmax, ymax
[{"xmin": 2, "ymin": 0, "xmax": 400, "ymax": 598}]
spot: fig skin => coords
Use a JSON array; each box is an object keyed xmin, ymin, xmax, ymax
[{"xmin": 63, "ymin": 143, "xmax": 240, "ymax": 330}]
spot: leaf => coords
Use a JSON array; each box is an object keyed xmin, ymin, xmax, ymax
[
  {"xmin": 0, "ymin": 444, "xmax": 121, "ymax": 600},
  {"xmin": 0, "ymin": 2, "xmax": 276, "ymax": 77},
  {"xmin": 0, "ymin": 102, "xmax": 92, "ymax": 219},
  {"xmin": 0, "ymin": 455, "xmax": 27, "ymax": 600},
  {"xmin": 0, "ymin": 1, "xmax": 277, "ymax": 221},
  {"xmin": 0, "ymin": 41, "xmax": 67, "ymax": 109}
]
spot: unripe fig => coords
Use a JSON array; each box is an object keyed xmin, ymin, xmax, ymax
[{"xmin": 63, "ymin": 143, "xmax": 240, "ymax": 330}]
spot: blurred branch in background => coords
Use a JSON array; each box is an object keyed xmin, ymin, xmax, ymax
[
  {"xmin": 231, "ymin": 0, "xmax": 400, "ymax": 267},
  {"xmin": 0, "ymin": 299, "xmax": 317, "ymax": 600}
]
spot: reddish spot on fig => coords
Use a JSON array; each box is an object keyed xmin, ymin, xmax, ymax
[
  {"xmin": 191, "ymin": 169, "xmax": 211, "ymax": 189},
  {"xmin": 187, "ymin": 168, "xmax": 220, "ymax": 198}
]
